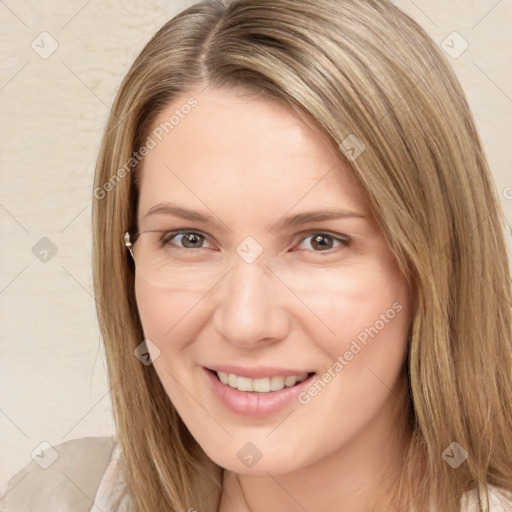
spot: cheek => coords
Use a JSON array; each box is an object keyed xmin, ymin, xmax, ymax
[
  {"xmin": 134, "ymin": 277, "xmax": 201, "ymax": 341},
  {"xmin": 134, "ymin": 278, "xmax": 201, "ymax": 397},
  {"xmin": 294, "ymin": 269, "xmax": 411, "ymax": 446},
  {"xmin": 293, "ymin": 260, "xmax": 411, "ymax": 354},
  {"xmin": 134, "ymin": 281, "xmax": 168, "ymax": 341},
  {"xmin": 133, "ymin": 278, "xmax": 200, "ymax": 384}
]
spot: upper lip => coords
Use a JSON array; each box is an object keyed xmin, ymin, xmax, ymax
[{"xmin": 206, "ymin": 365, "xmax": 315, "ymax": 379}]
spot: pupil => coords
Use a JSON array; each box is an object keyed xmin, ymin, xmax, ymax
[
  {"xmin": 183, "ymin": 233, "xmax": 202, "ymax": 248},
  {"xmin": 312, "ymin": 234, "xmax": 332, "ymax": 250}
]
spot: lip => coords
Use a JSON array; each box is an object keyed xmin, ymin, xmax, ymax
[
  {"xmin": 206, "ymin": 364, "xmax": 313, "ymax": 379},
  {"xmin": 203, "ymin": 367, "xmax": 316, "ymax": 418}
]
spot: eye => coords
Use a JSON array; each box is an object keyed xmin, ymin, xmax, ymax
[
  {"xmin": 160, "ymin": 231, "xmax": 212, "ymax": 250},
  {"xmin": 295, "ymin": 232, "xmax": 351, "ymax": 253},
  {"xmin": 157, "ymin": 230, "xmax": 351, "ymax": 254}
]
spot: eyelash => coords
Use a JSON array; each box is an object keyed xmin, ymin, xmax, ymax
[{"xmin": 158, "ymin": 229, "xmax": 351, "ymax": 255}]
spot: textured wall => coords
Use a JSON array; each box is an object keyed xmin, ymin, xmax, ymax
[{"xmin": 1, "ymin": 0, "xmax": 511, "ymax": 492}]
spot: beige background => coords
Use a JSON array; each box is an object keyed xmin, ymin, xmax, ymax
[{"xmin": 1, "ymin": 0, "xmax": 511, "ymax": 493}]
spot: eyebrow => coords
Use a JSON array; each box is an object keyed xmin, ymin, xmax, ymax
[{"xmin": 144, "ymin": 203, "xmax": 366, "ymax": 231}]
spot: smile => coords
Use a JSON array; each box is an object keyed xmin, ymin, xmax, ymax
[
  {"xmin": 215, "ymin": 371, "xmax": 310, "ymax": 392},
  {"xmin": 204, "ymin": 368, "xmax": 317, "ymax": 417}
]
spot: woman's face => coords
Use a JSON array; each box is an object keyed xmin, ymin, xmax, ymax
[{"xmin": 134, "ymin": 86, "xmax": 412, "ymax": 474}]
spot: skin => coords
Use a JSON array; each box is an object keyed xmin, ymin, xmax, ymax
[{"xmin": 134, "ymin": 86, "xmax": 413, "ymax": 512}]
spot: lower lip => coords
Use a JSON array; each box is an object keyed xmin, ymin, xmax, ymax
[{"xmin": 203, "ymin": 368, "xmax": 315, "ymax": 418}]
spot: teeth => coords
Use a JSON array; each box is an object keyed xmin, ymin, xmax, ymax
[{"xmin": 216, "ymin": 371, "xmax": 309, "ymax": 393}]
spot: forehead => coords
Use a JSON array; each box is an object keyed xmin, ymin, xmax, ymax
[{"xmin": 136, "ymin": 87, "xmax": 370, "ymax": 224}]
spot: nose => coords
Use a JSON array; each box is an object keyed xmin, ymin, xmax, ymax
[{"xmin": 211, "ymin": 256, "xmax": 291, "ymax": 349}]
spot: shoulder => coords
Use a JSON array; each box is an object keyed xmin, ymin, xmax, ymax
[
  {"xmin": 486, "ymin": 484, "xmax": 512, "ymax": 512},
  {"xmin": 0, "ymin": 435, "xmax": 127, "ymax": 512},
  {"xmin": 461, "ymin": 483, "xmax": 512, "ymax": 512}
]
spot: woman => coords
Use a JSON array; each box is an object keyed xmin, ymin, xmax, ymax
[{"xmin": 3, "ymin": 0, "xmax": 511, "ymax": 511}]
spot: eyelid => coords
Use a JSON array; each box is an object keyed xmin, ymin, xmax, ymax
[
  {"xmin": 293, "ymin": 230, "xmax": 351, "ymax": 251},
  {"xmin": 296, "ymin": 228, "xmax": 351, "ymax": 242},
  {"xmin": 161, "ymin": 228, "xmax": 351, "ymax": 251},
  {"xmin": 161, "ymin": 230, "xmax": 218, "ymax": 250}
]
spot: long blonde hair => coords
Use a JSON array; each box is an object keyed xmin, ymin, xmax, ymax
[{"xmin": 92, "ymin": 1, "xmax": 512, "ymax": 510}]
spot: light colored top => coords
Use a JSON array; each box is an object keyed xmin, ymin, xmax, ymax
[
  {"xmin": 1, "ymin": 435, "xmax": 511, "ymax": 511},
  {"xmin": 88, "ymin": 440, "xmax": 130, "ymax": 512},
  {"xmin": 0, "ymin": 435, "xmax": 129, "ymax": 512}
]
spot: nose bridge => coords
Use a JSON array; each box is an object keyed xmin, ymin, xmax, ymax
[{"xmin": 212, "ymin": 251, "xmax": 288, "ymax": 346}]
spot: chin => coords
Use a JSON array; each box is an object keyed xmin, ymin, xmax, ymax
[{"xmin": 197, "ymin": 437, "xmax": 310, "ymax": 476}]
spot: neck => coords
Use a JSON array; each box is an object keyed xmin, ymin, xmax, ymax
[{"xmin": 219, "ymin": 379, "xmax": 414, "ymax": 512}]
